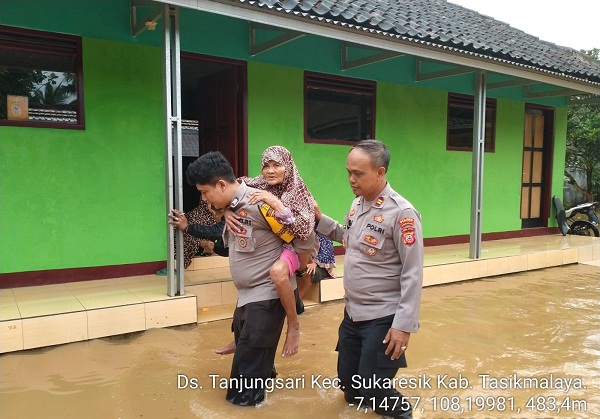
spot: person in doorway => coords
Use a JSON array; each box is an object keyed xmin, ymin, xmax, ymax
[
  {"xmin": 169, "ymin": 203, "xmax": 228, "ymax": 257},
  {"xmin": 183, "ymin": 151, "xmax": 300, "ymax": 406},
  {"xmin": 157, "ymin": 198, "xmax": 221, "ymax": 276},
  {"xmin": 306, "ymin": 233, "xmax": 337, "ymax": 283},
  {"xmin": 315, "ymin": 139, "xmax": 423, "ymax": 418}
]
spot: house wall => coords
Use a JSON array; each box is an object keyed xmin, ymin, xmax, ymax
[
  {"xmin": 0, "ymin": 0, "xmax": 567, "ymax": 277},
  {"xmin": 0, "ymin": 37, "xmax": 166, "ymax": 274}
]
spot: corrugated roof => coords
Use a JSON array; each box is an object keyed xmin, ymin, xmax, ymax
[{"xmin": 245, "ymin": 0, "xmax": 600, "ymax": 83}]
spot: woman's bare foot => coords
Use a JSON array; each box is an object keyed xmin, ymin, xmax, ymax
[
  {"xmin": 214, "ymin": 340, "xmax": 236, "ymax": 355},
  {"xmin": 281, "ymin": 323, "xmax": 300, "ymax": 358}
]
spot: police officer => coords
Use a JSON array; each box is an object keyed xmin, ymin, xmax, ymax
[
  {"xmin": 315, "ymin": 140, "xmax": 423, "ymax": 418},
  {"xmin": 185, "ymin": 151, "xmax": 300, "ymax": 406}
]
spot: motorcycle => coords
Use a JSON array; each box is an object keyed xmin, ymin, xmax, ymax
[{"xmin": 552, "ymin": 196, "xmax": 599, "ymax": 237}]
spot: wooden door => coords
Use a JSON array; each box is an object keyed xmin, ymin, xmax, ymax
[
  {"xmin": 520, "ymin": 112, "xmax": 545, "ymax": 228},
  {"xmin": 198, "ymin": 67, "xmax": 241, "ymax": 175}
]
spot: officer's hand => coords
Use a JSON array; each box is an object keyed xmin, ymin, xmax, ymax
[{"xmin": 383, "ymin": 328, "xmax": 410, "ymax": 361}]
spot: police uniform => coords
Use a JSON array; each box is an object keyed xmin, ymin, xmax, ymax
[
  {"xmin": 223, "ymin": 181, "xmax": 298, "ymax": 406},
  {"xmin": 316, "ymin": 182, "xmax": 423, "ymax": 418}
]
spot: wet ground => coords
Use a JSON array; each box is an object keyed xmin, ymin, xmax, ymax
[{"xmin": 1, "ymin": 263, "xmax": 598, "ymax": 418}]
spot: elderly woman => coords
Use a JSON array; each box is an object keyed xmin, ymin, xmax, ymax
[{"xmin": 241, "ymin": 146, "xmax": 316, "ymax": 299}]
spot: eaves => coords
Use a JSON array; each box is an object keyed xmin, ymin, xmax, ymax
[{"xmin": 160, "ymin": 0, "xmax": 600, "ymax": 95}]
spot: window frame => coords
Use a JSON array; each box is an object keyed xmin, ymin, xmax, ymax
[
  {"xmin": 304, "ymin": 71, "xmax": 376, "ymax": 145},
  {"xmin": 446, "ymin": 93, "xmax": 496, "ymax": 152},
  {"xmin": 0, "ymin": 25, "xmax": 85, "ymax": 130}
]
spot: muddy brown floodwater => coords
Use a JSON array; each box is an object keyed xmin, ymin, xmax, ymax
[{"xmin": 1, "ymin": 263, "xmax": 598, "ymax": 419}]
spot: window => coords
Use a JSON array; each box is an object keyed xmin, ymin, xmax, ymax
[
  {"xmin": 447, "ymin": 93, "xmax": 496, "ymax": 152},
  {"xmin": 305, "ymin": 72, "xmax": 375, "ymax": 144},
  {"xmin": 0, "ymin": 25, "xmax": 84, "ymax": 129}
]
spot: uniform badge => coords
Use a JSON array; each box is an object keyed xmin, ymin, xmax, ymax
[
  {"xmin": 349, "ymin": 209, "xmax": 355, "ymax": 217},
  {"xmin": 402, "ymin": 231, "xmax": 415, "ymax": 246},
  {"xmin": 238, "ymin": 227, "xmax": 247, "ymax": 235},
  {"xmin": 374, "ymin": 196, "xmax": 385, "ymax": 208},
  {"xmin": 365, "ymin": 247, "xmax": 377, "ymax": 256},
  {"xmin": 239, "ymin": 209, "xmax": 247, "ymax": 217},
  {"xmin": 399, "ymin": 217, "xmax": 414, "ymax": 228},
  {"xmin": 238, "ymin": 237, "xmax": 247, "ymax": 248},
  {"xmin": 230, "ymin": 197, "xmax": 239, "ymax": 208},
  {"xmin": 373, "ymin": 215, "xmax": 384, "ymax": 223},
  {"xmin": 364, "ymin": 235, "xmax": 378, "ymax": 246}
]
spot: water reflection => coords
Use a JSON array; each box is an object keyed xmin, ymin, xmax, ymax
[{"xmin": 1, "ymin": 263, "xmax": 598, "ymax": 418}]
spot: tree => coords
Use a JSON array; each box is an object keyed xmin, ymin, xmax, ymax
[
  {"xmin": 566, "ymin": 48, "xmax": 600, "ymax": 203},
  {"xmin": 29, "ymin": 72, "xmax": 77, "ymax": 109}
]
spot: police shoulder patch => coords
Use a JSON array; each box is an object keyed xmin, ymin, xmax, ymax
[{"xmin": 402, "ymin": 231, "xmax": 415, "ymax": 246}]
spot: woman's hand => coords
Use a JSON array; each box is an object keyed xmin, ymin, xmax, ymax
[
  {"xmin": 224, "ymin": 209, "xmax": 243, "ymax": 235},
  {"xmin": 249, "ymin": 190, "xmax": 285, "ymax": 212},
  {"xmin": 306, "ymin": 262, "xmax": 317, "ymax": 275},
  {"xmin": 313, "ymin": 198, "xmax": 322, "ymax": 221},
  {"xmin": 168, "ymin": 209, "xmax": 188, "ymax": 232}
]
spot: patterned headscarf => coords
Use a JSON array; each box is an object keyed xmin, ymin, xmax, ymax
[
  {"xmin": 181, "ymin": 197, "xmax": 217, "ymax": 268},
  {"xmin": 242, "ymin": 146, "xmax": 315, "ymax": 241}
]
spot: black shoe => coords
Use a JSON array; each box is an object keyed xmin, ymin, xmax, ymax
[{"xmin": 295, "ymin": 297, "xmax": 305, "ymax": 315}]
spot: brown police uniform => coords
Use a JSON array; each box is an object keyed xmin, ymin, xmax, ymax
[
  {"xmin": 316, "ymin": 182, "xmax": 423, "ymax": 418},
  {"xmin": 223, "ymin": 181, "xmax": 297, "ymax": 406}
]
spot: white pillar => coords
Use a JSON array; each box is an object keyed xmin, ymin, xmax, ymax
[
  {"xmin": 469, "ymin": 70, "xmax": 486, "ymax": 259},
  {"xmin": 164, "ymin": 4, "xmax": 185, "ymax": 296}
]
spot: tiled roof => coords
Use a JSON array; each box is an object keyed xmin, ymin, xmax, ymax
[{"xmin": 246, "ymin": 0, "xmax": 600, "ymax": 83}]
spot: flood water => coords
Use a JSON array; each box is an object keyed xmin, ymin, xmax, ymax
[{"xmin": 1, "ymin": 263, "xmax": 598, "ymax": 418}]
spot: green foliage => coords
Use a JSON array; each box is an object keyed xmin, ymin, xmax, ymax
[
  {"xmin": 29, "ymin": 73, "xmax": 77, "ymax": 108},
  {"xmin": 565, "ymin": 49, "xmax": 600, "ymax": 203},
  {"xmin": 0, "ymin": 70, "xmax": 76, "ymax": 119}
]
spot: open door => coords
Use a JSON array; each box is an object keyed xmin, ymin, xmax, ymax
[
  {"xmin": 520, "ymin": 107, "xmax": 554, "ymax": 228},
  {"xmin": 180, "ymin": 53, "xmax": 246, "ymax": 211},
  {"xmin": 198, "ymin": 67, "xmax": 244, "ymax": 176}
]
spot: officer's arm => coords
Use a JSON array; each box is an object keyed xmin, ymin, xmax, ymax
[
  {"xmin": 315, "ymin": 213, "xmax": 345, "ymax": 244},
  {"xmin": 391, "ymin": 208, "xmax": 424, "ymax": 333}
]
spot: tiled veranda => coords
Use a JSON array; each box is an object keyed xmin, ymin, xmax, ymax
[{"xmin": 1, "ymin": 234, "xmax": 598, "ymax": 354}]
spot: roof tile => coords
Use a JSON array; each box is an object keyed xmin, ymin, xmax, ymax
[{"xmin": 252, "ymin": 0, "xmax": 599, "ymax": 82}]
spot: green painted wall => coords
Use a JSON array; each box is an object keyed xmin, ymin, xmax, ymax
[
  {"xmin": 245, "ymin": 65, "xmax": 561, "ymax": 238},
  {"xmin": 0, "ymin": 38, "xmax": 166, "ymax": 273},
  {"xmin": 551, "ymin": 108, "xmax": 568, "ymax": 227},
  {"xmin": 0, "ymin": 0, "xmax": 163, "ymax": 46},
  {"xmin": 1, "ymin": 1, "xmax": 572, "ymax": 275},
  {"xmin": 246, "ymin": 62, "xmax": 355, "ymax": 223},
  {"xmin": 481, "ymin": 99, "xmax": 526, "ymax": 233}
]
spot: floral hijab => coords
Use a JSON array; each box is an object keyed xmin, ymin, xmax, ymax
[{"xmin": 242, "ymin": 146, "xmax": 315, "ymax": 241}]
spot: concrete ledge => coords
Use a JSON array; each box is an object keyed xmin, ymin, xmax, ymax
[{"xmin": 0, "ymin": 291, "xmax": 197, "ymax": 354}]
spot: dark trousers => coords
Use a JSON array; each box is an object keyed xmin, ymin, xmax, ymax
[
  {"xmin": 226, "ymin": 298, "xmax": 286, "ymax": 406},
  {"xmin": 337, "ymin": 310, "xmax": 412, "ymax": 418}
]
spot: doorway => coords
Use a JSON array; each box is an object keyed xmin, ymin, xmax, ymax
[
  {"xmin": 520, "ymin": 106, "xmax": 554, "ymax": 228},
  {"xmin": 180, "ymin": 53, "xmax": 247, "ymax": 212}
]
